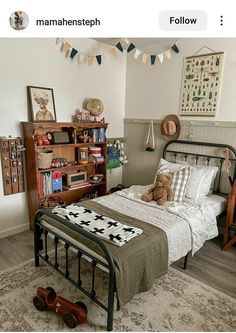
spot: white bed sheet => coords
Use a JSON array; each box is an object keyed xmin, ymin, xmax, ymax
[
  {"xmin": 205, "ymin": 194, "xmax": 227, "ymax": 216},
  {"xmin": 41, "ymin": 187, "xmax": 226, "ymax": 266}
]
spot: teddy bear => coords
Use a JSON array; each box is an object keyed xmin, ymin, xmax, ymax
[{"xmin": 141, "ymin": 172, "xmax": 173, "ymax": 206}]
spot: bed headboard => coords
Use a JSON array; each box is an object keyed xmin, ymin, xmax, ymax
[{"xmin": 163, "ymin": 140, "xmax": 236, "ymax": 195}]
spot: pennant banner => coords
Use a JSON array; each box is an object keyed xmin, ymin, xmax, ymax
[
  {"xmin": 110, "ymin": 47, "xmax": 117, "ymax": 58},
  {"xmin": 158, "ymin": 53, "xmax": 164, "ymax": 64},
  {"xmin": 171, "ymin": 43, "xmax": 179, "ymax": 53},
  {"xmin": 134, "ymin": 49, "xmax": 142, "ymax": 59},
  {"xmin": 150, "ymin": 55, "xmax": 156, "ymax": 66},
  {"xmin": 116, "ymin": 42, "xmax": 123, "ymax": 53},
  {"xmin": 70, "ymin": 48, "xmax": 78, "ymax": 59},
  {"xmin": 87, "ymin": 55, "xmax": 94, "ymax": 65},
  {"xmin": 165, "ymin": 49, "xmax": 172, "ymax": 60},
  {"xmin": 127, "ymin": 43, "xmax": 135, "ymax": 53},
  {"xmin": 96, "ymin": 55, "xmax": 102, "ymax": 65},
  {"xmin": 142, "ymin": 53, "xmax": 149, "ymax": 64},
  {"xmin": 56, "ymin": 38, "xmax": 180, "ymax": 66}
]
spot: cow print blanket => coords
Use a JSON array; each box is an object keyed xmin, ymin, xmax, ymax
[{"xmin": 52, "ymin": 204, "xmax": 143, "ymax": 246}]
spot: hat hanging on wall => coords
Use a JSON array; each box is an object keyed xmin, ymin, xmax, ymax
[{"xmin": 160, "ymin": 114, "xmax": 180, "ymax": 141}]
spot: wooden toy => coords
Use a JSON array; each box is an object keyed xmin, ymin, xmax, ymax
[{"xmin": 33, "ymin": 287, "xmax": 87, "ymax": 328}]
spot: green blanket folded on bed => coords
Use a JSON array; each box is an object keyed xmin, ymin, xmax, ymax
[{"xmin": 41, "ymin": 200, "xmax": 168, "ymax": 309}]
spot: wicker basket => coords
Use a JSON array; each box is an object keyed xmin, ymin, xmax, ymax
[{"xmin": 37, "ymin": 149, "xmax": 53, "ymax": 169}]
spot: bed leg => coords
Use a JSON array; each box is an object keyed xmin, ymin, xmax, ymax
[
  {"xmin": 107, "ymin": 272, "xmax": 115, "ymax": 331},
  {"xmin": 34, "ymin": 221, "xmax": 41, "ymax": 267},
  {"xmin": 183, "ymin": 252, "xmax": 189, "ymax": 270}
]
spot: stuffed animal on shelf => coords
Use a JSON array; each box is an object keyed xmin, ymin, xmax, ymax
[{"xmin": 141, "ymin": 173, "xmax": 173, "ymax": 206}]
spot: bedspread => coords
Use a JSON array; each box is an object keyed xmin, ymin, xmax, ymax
[
  {"xmin": 94, "ymin": 185, "xmax": 218, "ymax": 261},
  {"xmin": 41, "ymin": 200, "xmax": 168, "ymax": 309}
]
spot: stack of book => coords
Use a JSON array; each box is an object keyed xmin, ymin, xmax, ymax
[
  {"xmin": 63, "ymin": 182, "xmax": 90, "ymax": 191},
  {"xmin": 88, "ymin": 128, "xmax": 106, "ymax": 142},
  {"xmin": 37, "ymin": 171, "xmax": 52, "ymax": 198}
]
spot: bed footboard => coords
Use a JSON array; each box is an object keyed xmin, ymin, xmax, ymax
[{"xmin": 34, "ymin": 209, "xmax": 116, "ymax": 332}]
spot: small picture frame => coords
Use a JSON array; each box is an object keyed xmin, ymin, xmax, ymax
[{"xmin": 27, "ymin": 86, "xmax": 57, "ymax": 122}]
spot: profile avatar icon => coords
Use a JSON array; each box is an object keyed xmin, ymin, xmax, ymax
[{"xmin": 9, "ymin": 11, "xmax": 29, "ymax": 31}]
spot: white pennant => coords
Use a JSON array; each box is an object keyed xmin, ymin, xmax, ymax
[
  {"xmin": 79, "ymin": 54, "xmax": 85, "ymax": 64},
  {"xmin": 56, "ymin": 38, "xmax": 63, "ymax": 45},
  {"xmin": 158, "ymin": 53, "xmax": 164, "ymax": 63},
  {"xmin": 134, "ymin": 49, "xmax": 142, "ymax": 59}
]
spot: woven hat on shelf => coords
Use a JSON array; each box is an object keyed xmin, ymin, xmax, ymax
[{"xmin": 160, "ymin": 114, "xmax": 180, "ymax": 141}]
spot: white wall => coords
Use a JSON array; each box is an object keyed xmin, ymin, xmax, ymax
[
  {"xmin": 125, "ymin": 38, "xmax": 236, "ymax": 121},
  {"xmin": 0, "ymin": 38, "xmax": 126, "ymax": 237}
]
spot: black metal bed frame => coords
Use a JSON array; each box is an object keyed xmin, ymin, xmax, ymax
[
  {"xmin": 163, "ymin": 140, "xmax": 236, "ymax": 193},
  {"xmin": 34, "ymin": 140, "xmax": 236, "ymax": 331}
]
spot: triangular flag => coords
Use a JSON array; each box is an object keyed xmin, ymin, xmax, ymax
[
  {"xmin": 150, "ymin": 55, "xmax": 156, "ymax": 66},
  {"xmin": 61, "ymin": 42, "xmax": 70, "ymax": 53},
  {"xmin": 134, "ymin": 49, "xmax": 142, "ymax": 59},
  {"xmin": 60, "ymin": 41, "xmax": 65, "ymax": 52},
  {"xmin": 56, "ymin": 38, "xmax": 63, "ymax": 45},
  {"xmin": 171, "ymin": 44, "xmax": 179, "ymax": 53},
  {"xmin": 87, "ymin": 55, "xmax": 94, "ymax": 65},
  {"xmin": 79, "ymin": 54, "xmax": 85, "ymax": 64},
  {"xmin": 142, "ymin": 53, "xmax": 149, "ymax": 64},
  {"xmin": 110, "ymin": 47, "xmax": 117, "ymax": 58},
  {"xmin": 165, "ymin": 49, "xmax": 172, "ymax": 60},
  {"xmin": 116, "ymin": 42, "xmax": 123, "ymax": 53},
  {"xmin": 158, "ymin": 53, "xmax": 164, "ymax": 63},
  {"xmin": 96, "ymin": 55, "xmax": 102, "ymax": 65},
  {"xmin": 127, "ymin": 43, "xmax": 135, "ymax": 53},
  {"xmin": 70, "ymin": 48, "xmax": 78, "ymax": 59}
]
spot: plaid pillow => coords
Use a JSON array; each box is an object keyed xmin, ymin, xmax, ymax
[{"xmin": 156, "ymin": 165, "xmax": 190, "ymax": 202}]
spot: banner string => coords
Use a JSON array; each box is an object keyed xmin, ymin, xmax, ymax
[{"xmin": 56, "ymin": 38, "xmax": 180, "ymax": 66}]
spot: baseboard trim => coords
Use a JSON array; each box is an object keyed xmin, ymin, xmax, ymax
[{"xmin": 0, "ymin": 223, "xmax": 29, "ymax": 239}]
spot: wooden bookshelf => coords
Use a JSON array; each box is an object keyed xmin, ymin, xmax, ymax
[{"xmin": 22, "ymin": 122, "xmax": 108, "ymax": 229}]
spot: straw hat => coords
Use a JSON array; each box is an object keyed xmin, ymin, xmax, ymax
[{"xmin": 161, "ymin": 114, "xmax": 180, "ymax": 141}]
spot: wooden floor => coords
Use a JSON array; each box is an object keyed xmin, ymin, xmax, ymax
[{"xmin": 0, "ymin": 231, "xmax": 235, "ymax": 298}]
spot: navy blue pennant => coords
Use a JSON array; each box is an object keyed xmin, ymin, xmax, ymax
[
  {"xmin": 171, "ymin": 44, "xmax": 179, "ymax": 53},
  {"xmin": 96, "ymin": 55, "xmax": 102, "ymax": 65},
  {"xmin": 116, "ymin": 42, "xmax": 123, "ymax": 53},
  {"xmin": 150, "ymin": 55, "xmax": 156, "ymax": 66},
  {"xmin": 127, "ymin": 43, "xmax": 135, "ymax": 53},
  {"xmin": 70, "ymin": 48, "xmax": 78, "ymax": 59}
]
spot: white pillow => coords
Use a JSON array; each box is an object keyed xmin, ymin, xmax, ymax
[
  {"xmin": 158, "ymin": 158, "xmax": 186, "ymax": 173},
  {"xmin": 175, "ymin": 160, "xmax": 219, "ymax": 199},
  {"xmin": 158, "ymin": 158, "xmax": 218, "ymax": 200}
]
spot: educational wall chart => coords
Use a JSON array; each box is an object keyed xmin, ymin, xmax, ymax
[{"xmin": 179, "ymin": 52, "xmax": 224, "ymax": 116}]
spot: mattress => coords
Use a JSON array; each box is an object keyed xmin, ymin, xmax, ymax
[{"xmin": 40, "ymin": 190, "xmax": 227, "ymax": 267}]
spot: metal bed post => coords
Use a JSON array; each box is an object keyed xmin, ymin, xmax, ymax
[
  {"xmin": 107, "ymin": 262, "xmax": 115, "ymax": 331},
  {"xmin": 183, "ymin": 253, "xmax": 189, "ymax": 270},
  {"xmin": 34, "ymin": 220, "xmax": 42, "ymax": 267}
]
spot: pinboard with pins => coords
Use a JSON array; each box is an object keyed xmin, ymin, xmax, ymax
[{"xmin": 0, "ymin": 136, "xmax": 25, "ymax": 195}]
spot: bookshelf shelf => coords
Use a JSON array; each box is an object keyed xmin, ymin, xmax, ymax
[
  {"xmin": 41, "ymin": 181, "xmax": 106, "ymax": 199},
  {"xmin": 22, "ymin": 122, "xmax": 108, "ymax": 229}
]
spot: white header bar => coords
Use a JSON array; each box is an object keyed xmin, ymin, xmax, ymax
[{"xmin": 0, "ymin": 0, "xmax": 235, "ymax": 37}]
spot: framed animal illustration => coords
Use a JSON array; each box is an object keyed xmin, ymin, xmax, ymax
[
  {"xmin": 27, "ymin": 86, "xmax": 57, "ymax": 122},
  {"xmin": 179, "ymin": 52, "xmax": 224, "ymax": 116}
]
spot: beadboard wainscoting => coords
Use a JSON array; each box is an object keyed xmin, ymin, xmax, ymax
[{"xmin": 122, "ymin": 119, "xmax": 236, "ymax": 191}]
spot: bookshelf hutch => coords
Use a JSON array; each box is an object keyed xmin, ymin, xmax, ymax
[{"xmin": 22, "ymin": 122, "xmax": 108, "ymax": 229}]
